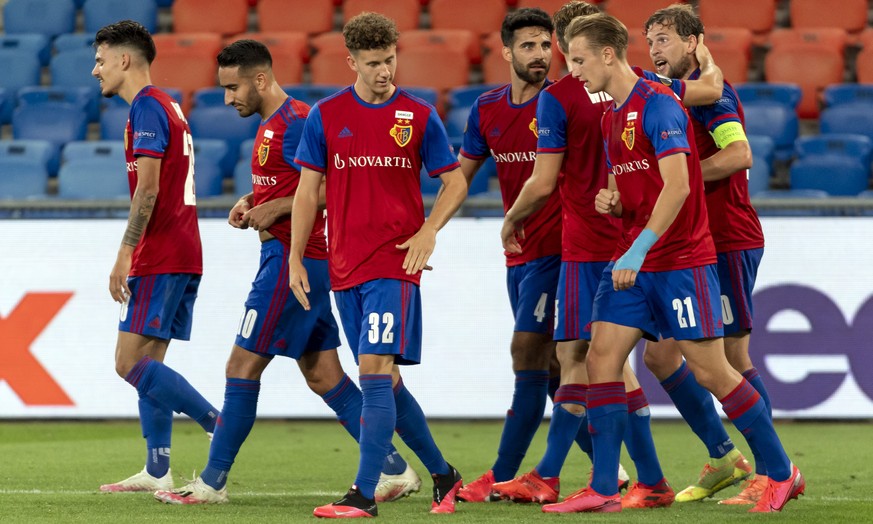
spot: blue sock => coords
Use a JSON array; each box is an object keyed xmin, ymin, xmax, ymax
[
  {"xmin": 573, "ymin": 384, "xmax": 594, "ymax": 461},
  {"xmin": 321, "ymin": 374, "xmax": 405, "ymax": 475},
  {"xmin": 742, "ymin": 368, "xmax": 771, "ymax": 476},
  {"xmin": 125, "ymin": 356, "xmax": 218, "ymax": 433},
  {"xmin": 139, "ymin": 393, "xmax": 172, "ymax": 478},
  {"xmin": 491, "ymin": 369, "xmax": 549, "ymax": 481},
  {"xmin": 588, "ymin": 382, "xmax": 626, "ymax": 496},
  {"xmin": 536, "ymin": 384, "xmax": 586, "ymax": 478},
  {"xmin": 660, "ymin": 361, "xmax": 734, "ymax": 459},
  {"xmin": 623, "ymin": 388, "xmax": 664, "ymax": 486},
  {"xmin": 721, "ymin": 380, "xmax": 790, "ymax": 482},
  {"xmin": 355, "ymin": 375, "xmax": 395, "ymax": 500},
  {"xmin": 200, "ymin": 378, "xmax": 260, "ymax": 490},
  {"xmin": 394, "ymin": 377, "xmax": 448, "ymax": 476}
]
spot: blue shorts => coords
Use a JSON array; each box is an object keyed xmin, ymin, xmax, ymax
[
  {"xmin": 334, "ymin": 279, "xmax": 422, "ymax": 365},
  {"xmin": 717, "ymin": 248, "xmax": 763, "ymax": 336},
  {"xmin": 554, "ymin": 261, "xmax": 609, "ymax": 342},
  {"xmin": 235, "ymin": 240, "xmax": 340, "ymax": 359},
  {"xmin": 506, "ymin": 255, "xmax": 560, "ymax": 334},
  {"xmin": 119, "ymin": 273, "xmax": 200, "ymax": 341},
  {"xmin": 592, "ymin": 262, "xmax": 723, "ymax": 341}
]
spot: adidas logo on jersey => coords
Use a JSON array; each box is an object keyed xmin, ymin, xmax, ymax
[
  {"xmin": 148, "ymin": 316, "xmax": 161, "ymax": 329},
  {"xmin": 338, "ymin": 127, "xmax": 354, "ymax": 138}
]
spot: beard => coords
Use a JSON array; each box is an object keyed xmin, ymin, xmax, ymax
[
  {"xmin": 667, "ymin": 55, "xmax": 694, "ymax": 79},
  {"xmin": 513, "ymin": 59, "xmax": 549, "ymax": 84}
]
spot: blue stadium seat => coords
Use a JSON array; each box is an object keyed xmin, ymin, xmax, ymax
[
  {"xmin": 53, "ymin": 33, "xmax": 96, "ymax": 53},
  {"xmin": 50, "ymin": 48, "xmax": 103, "ymax": 120},
  {"xmin": 403, "ymin": 86, "xmax": 439, "ymax": 108},
  {"xmin": 445, "ymin": 107, "xmax": 469, "ymax": 141},
  {"xmin": 192, "ymin": 87, "xmax": 226, "ymax": 108},
  {"xmin": 420, "ymin": 169, "xmax": 442, "ymax": 195},
  {"xmin": 0, "ymin": 49, "xmax": 42, "ymax": 92},
  {"xmin": 100, "ymin": 105, "xmax": 130, "ymax": 141},
  {"xmin": 742, "ymin": 101, "xmax": 799, "ymax": 163},
  {"xmin": 790, "ymin": 156, "xmax": 869, "ymax": 196},
  {"xmin": 3, "ymin": 0, "xmax": 76, "ymax": 39},
  {"xmin": 0, "ymin": 33, "xmax": 50, "ymax": 66},
  {"xmin": 822, "ymin": 84, "xmax": 873, "ymax": 108},
  {"xmin": 62, "ymin": 140, "xmax": 125, "ymax": 163},
  {"xmin": 18, "ymin": 86, "xmax": 99, "ymax": 122},
  {"xmin": 447, "ymin": 84, "xmax": 501, "ymax": 109},
  {"xmin": 188, "ymin": 105, "xmax": 260, "ymax": 176},
  {"xmin": 58, "ymin": 158, "xmax": 130, "ymax": 199},
  {"xmin": 12, "ymin": 105, "xmax": 88, "ymax": 176},
  {"xmin": 239, "ymin": 138, "xmax": 256, "ymax": 165},
  {"xmin": 0, "ymin": 139, "xmax": 54, "ymax": 170},
  {"xmin": 283, "ymin": 85, "xmax": 344, "ymax": 107},
  {"xmin": 0, "ymin": 88, "xmax": 11, "ymax": 125},
  {"xmin": 233, "ymin": 159, "xmax": 253, "ymax": 198},
  {"xmin": 193, "ymin": 138, "xmax": 230, "ymax": 185},
  {"xmin": 753, "ymin": 189, "xmax": 830, "ymax": 217},
  {"xmin": 734, "ymin": 83, "xmax": 802, "ymax": 110},
  {"xmin": 820, "ymin": 103, "xmax": 873, "ymax": 143},
  {"xmin": 194, "ymin": 156, "xmax": 225, "ymax": 198},
  {"xmin": 83, "ymin": 0, "xmax": 158, "ymax": 34},
  {"xmin": 795, "ymin": 134, "xmax": 873, "ymax": 168},
  {"xmin": 747, "ymin": 135, "xmax": 774, "ymax": 196},
  {"xmin": 0, "ymin": 156, "xmax": 48, "ymax": 199}
]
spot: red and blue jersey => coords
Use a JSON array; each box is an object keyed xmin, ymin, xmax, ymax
[
  {"xmin": 536, "ymin": 75, "xmax": 619, "ymax": 263},
  {"xmin": 633, "ymin": 66, "xmax": 686, "ymax": 99},
  {"xmin": 601, "ymin": 78, "xmax": 715, "ymax": 271},
  {"xmin": 295, "ymin": 86, "xmax": 459, "ymax": 290},
  {"xmin": 460, "ymin": 83, "xmax": 562, "ymax": 266},
  {"xmin": 250, "ymin": 97, "xmax": 327, "ymax": 259},
  {"xmin": 124, "ymin": 85, "xmax": 202, "ymax": 276},
  {"xmin": 687, "ymin": 68, "xmax": 765, "ymax": 253}
]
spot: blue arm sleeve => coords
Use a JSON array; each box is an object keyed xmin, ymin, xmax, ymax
[
  {"xmin": 690, "ymin": 86, "xmax": 741, "ymax": 134},
  {"xmin": 642, "ymin": 94, "xmax": 691, "ymax": 159},
  {"xmin": 422, "ymin": 108, "xmax": 460, "ymax": 177},
  {"xmin": 130, "ymin": 96, "xmax": 169, "ymax": 157},
  {"xmin": 460, "ymin": 100, "xmax": 488, "ymax": 159},
  {"xmin": 293, "ymin": 104, "xmax": 326, "ymax": 172},
  {"xmin": 536, "ymin": 90, "xmax": 568, "ymax": 152}
]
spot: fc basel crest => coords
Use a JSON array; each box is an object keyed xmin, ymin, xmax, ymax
[
  {"xmin": 258, "ymin": 140, "xmax": 270, "ymax": 166},
  {"xmin": 529, "ymin": 117, "xmax": 538, "ymax": 139},
  {"xmin": 621, "ymin": 123, "xmax": 635, "ymax": 150},
  {"xmin": 390, "ymin": 119, "xmax": 413, "ymax": 147}
]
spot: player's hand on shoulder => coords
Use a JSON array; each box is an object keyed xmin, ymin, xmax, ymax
[
  {"xmin": 229, "ymin": 198, "xmax": 251, "ymax": 229},
  {"xmin": 397, "ymin": 226, "xmax": 437, "ymax": 275},
  {"xmin": 288, "ymin": 256, "xmax": 311, "ymax": 311},
  {"xmin": 595, "ymin": 189, "xmax": 620, "ymax": 215},
  {"xmin": 500, "ymin": 218, "xmax": 524, "ymax": 255}
]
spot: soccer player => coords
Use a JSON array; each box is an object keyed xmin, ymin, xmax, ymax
[
  {"xmin": 153, "ymin": 39, "xmax": 420, "ymax": 505},
  {"xmin": 453, "ymin": 7, "xmax": 564, "ymax": 504},
  {"xmin": 542, "ymin": 13, "xmax": 803, "ymax": 514},
  {"xmin": 91, "ymin": 20, "xmax": 219, "ymax": 493},
  {"xmin": 641, "ymin": 4, "xmax": 768, "ymax": 505},
  {"xmin": 289, "ymin": 13, "xmax": 467, "ymax": 518}
]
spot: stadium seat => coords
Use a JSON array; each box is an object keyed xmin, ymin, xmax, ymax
[
  {"xmin": 188, "ymin": 105, "xmax": 260, "ymax": 176},
  {"xmin": 53, "ymin": 33, "xmax": 96, "ymax": 52},
  {"xmin": 226, "ymin": 32, "xmax": 308, "ymax": 86},
  {"xmin": 233, "ymin": 158, "xmax": 253, "ymax": 197},
  {"xmin": 447, "ymin": 84, "xmax": 502, "ymax": 110},
  {"xmin": 697, "ymin": 0, "xmax": 776, "ymax": 43},
  {"xmin": 795, "ymin": 134, "xmax": 873, "ymax": 169},
  {"xmin": 18, "ymin": 86, "xmax": 98, "ymax": 122},
  {"xmin": 193, "ymin": 87, "xmax": 227, "ymax": 108},
  {"xmin": 12, "ymin": 104, "xmax": 89, "ymax": 175},
  {"xmin": 257, "ymin": 0, "xmax": 334, "ymax": 34},
  {"xmin": 605, "ymin": 0, "xmax": 679, "ymax": 30},
  {"xmin": 734, "ymin": 83, "xmax": 802, "ymax": 110},
  {"xmin": 742, "ymin": 101, "xmax": 799, "ymax": 163},
  {"xmin": 516, "ymin": 0, "xmax": 575, "ymax": 15},
  {"xmin": 83, "ymin": 0, "xmax": 158, "ymax": 34},
  {"xmin": 856, "ymin": 30, "xmax": 873, "ymax": 84},
  {"xmin": 57, "ymin": 158, "xmax": 130, "ymax": 199},
  {"xmin": 100, "ymin": 105, "xmax": 129, "ymax": 141},
  {"xmin": 790, "ymin": 155, "xmax": 869, "ymax": 196},
  {"xmin": 399, "ymin": 29, "xmax": 481, "ymax": 64},
  {"xmin": 283, "ymin": 84, "xmax": 344, "ymax": 107},
  {"xmin": 239, "ymin": 138, "xmax": 255, "ymax": 163},
  {"xmin": 151, "ymin": 34, "xmax": 223, "ymax": 109},
  {"xmin": 0, "ymin": 49, "xmax": 42, "ymax": 92},
  {"xmin": 625, "ymin": 27, "xmax": 651, "ymax": 71},
  {"xmin": 193, "ymin": 158, "xmax": 225, "ymax": 197},
  {"xmin": 173, "ymin": 0, "xmax": 249, "ymax": 35},
  {"xmin": 0, "ymin": 156, "xmax": 49, "ymax": 199},
  {"xmin": 445, "ymin": 106, "xmax": 470, "ymax": 141},
  {"xmin": 193, "ymin": 138, "xmax": 231, "ymax": 179},
  {"xmin": 403, "ymin": 87, "xmax": 439, "ymax": 108},
  {"xmin": 769, "ymin": 28, "xmax": 848, "ymax": 53},
  {"xmin": 429, "ymin": 0, "xmax": 507, "ymax": 36},
  {"xmin": 822, "ymin": 84, "xmax": 873, "ymax": 108},
  {"xmin": 702, "ymin": 28, "xmax": 753, "ymax": 83},
  {"xmin": 0, "ymin": 139, "xmax": 54, "ymax": 176},
  {"xmin": 50, "ymin": 48, "xmax": 101, "ymax": 88},
  {"xmin": 309, "ymin": 33, "xmax": 357, "ymax": 85},
  {"xmin": 790, "ymin": 0, "xmax": 868, "ymax": 38},
  {"xmin": 820, "ymin": 104, "xmax": 873, "ymax": 143},
  {"xmin": 395, "ymin": 46, "xmax": 471, "ymax": 104},
  {"xmin": 342, "ymin": 0, "xmax": 421, "ymax": 32},
  {"xmin": 62, "ymin": 140, "xmax": 125, "ymax": 163},
  {"xmin": 0, "ymin": 89, "xmax": 11, "ymax": 125},
  {"xmin": 747, "ymin": 134, "xmax": 774, "ymax": 196},
  {"xmin": 2, "ymin": 0, "xmax": 76, "ymax": 39},
  {"xmin": 0, "ymin": 33, "xmax": 50, "ymax": 66}
]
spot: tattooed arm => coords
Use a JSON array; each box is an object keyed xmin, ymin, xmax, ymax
[{"xmin": 110, "ymin": 156, "xmax": 160, "ymax": 303}]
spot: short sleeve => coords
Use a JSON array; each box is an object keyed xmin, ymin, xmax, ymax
[
  {"xmin": 294, "ymin": 104, "xmax": 327, "ymax": 172},
  {"xmin": 642, "ymin": 93, "xmax": 691, "ymax": 159},
  {"xmin": 421, "ymin": 109, "xmax": 460, "ymax": 177},
  {"xmin": 536, "ymin": 89, "xmax": 568, "ymax": 153},
  {"xmin": 459, "ymin": 100, "xmax": 488, "ymax": 160},
  {"xmin": 130, "ymin": 96, "xmax": 170, "ymax": 158}
]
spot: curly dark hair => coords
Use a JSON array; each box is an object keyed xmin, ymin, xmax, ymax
[
  {"xmin": 217, "ymin": 39, "xmax": 273, "ymax": 72},
  {"xmin": 644, "ymin": 3, "xmax": 704, "ymax": 40},
  {"xmin": 500, "ymin": 7, "xmax": 554, "ymax": 46},
  {"xmin": 553, "ymin": 1, "xmax": 601, "ymax": 53},
  {"xmin": 94, "ymin": 20, "xmax": 156, "ymax": 64},
  {"xmin": 343, "ymin": 12, "xmax": 400, "ymax": 52}
]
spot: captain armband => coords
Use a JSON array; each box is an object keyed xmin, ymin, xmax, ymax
[{"xmin": 710, "ymin": 121, "xmax": 747, "ymax": 149}]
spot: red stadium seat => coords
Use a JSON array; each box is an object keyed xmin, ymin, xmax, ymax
[
  {"xmin": 769, "ymin": 28, "xmax": 849, "ymax": 54},
  {"xmin": 516, "ymin": 0, "xmax": 577, "ymax": 15},
  {"xmin": 399, "ymin": 29, "xmax": 481, "ymax": 64},
  {"xmin": 704, "ymin": 27, "xmax": 753, "ymax": 83},
  {"xmin": 343, "ymin": 0, "xmax": 421, "ymax": 32},
  {"xmin": 225, "ymin": 32, "xmax": 308, "ymax": 85},
  {"xmin": 698, "ymin": 0, "xmax": 776, "ymax": 44},
  {"xmin": 394, "ymin": 45, "xmax": 471, "ymax": 109},
  {"xmin": 173, "ymin": 0, "xmax": 249, "ymax": 36},
  {"xmin": 856, "ymin": 29, "xmax": 873, "ymax": 83},
  {"xmin": 309, "ymin": 32, "xmax": 356, "ymax": 85},
  {"xmin": 764, "ymin": 44, "xmax": 845, "ymax": 118},
  {"xmin": 429, "ymin": 0, "xmax": 507, "ymax": 37},
  {"xmin": 258, "ymin": 0, "xmax": 335, "ymax": 34},
  {"xmin": 151, "ymin": 34, "xmax": 224, "ymax": 111},
  {"xmin": 791, "ymin": 0, "xmax": 868, "ymax": 39},
  {"xmin": 625, "ymin": 27, "xmax": 651, "ymax": 71},
  {"xmin": 605, "ymin": 0, "xmax": 681, "ymax": 30}
]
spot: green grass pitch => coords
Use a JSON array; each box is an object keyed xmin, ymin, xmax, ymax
[{"xmin": 0, "ymin": 420, "xmax": 868, "ymax": 523}]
